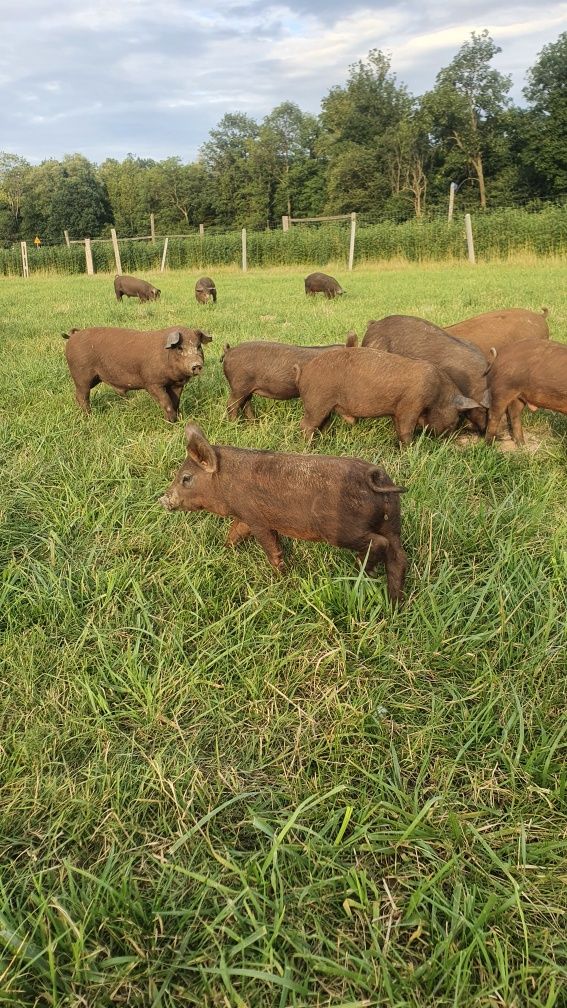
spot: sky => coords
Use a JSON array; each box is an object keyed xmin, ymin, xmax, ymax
[{"xmin": 1, "ymin": 0, "xmax": 566, "ymax": 165}]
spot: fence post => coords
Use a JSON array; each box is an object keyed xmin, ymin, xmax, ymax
[
  {"xmin": 241, "ymin": 228, "xmax": 247, "ymax": 272},
  {"xmin": 160, "ymin": 237, "xmax": 169, "ymax": 272},
  {"xmin": 110, "ymin": 228, "xmax": 122, "ymax": 273},
  {"xmin": 150, "ymin": 214, "xmax": 155, "ymax": 242},
  {"xmin": 464, "ymin": 213, "xmax": 476, "ymax": 264},
  {"xmin": 448, "ymin": 182, "xmax": 457, "ymax": 224},
  {"xmin": 84, "ymin": 238, "xmax": 94, "ymax": 275},
  {"xmin": 348, "ymin": 212, "xmax": 357, "ymax": 271},
  {"xmin": 199, "ymin": 223, "xmax": 204, "ymax": 237},
  {"xmin": 20, "ymin": 241, "xmax": 29, "ymax": 278},
  {"xmin": 64, "ymin": 230, "xmax": 70, "ymax": 247},
  {"xmin": 282, "ymin": 215, "xmax": 289, "ymax": 232}
]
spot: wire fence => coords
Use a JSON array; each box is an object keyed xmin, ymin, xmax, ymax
[{"xmin": 1, "ymin": 205, "xmax": 566, "ymax": 277}]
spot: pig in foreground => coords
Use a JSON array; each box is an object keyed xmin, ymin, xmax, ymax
[
  {"xmin": 160, "ymin": 423, "xmax": 408, "ymax": 602},
  {"xmin": 485, "ymin": 338, "xmax": 567, "ymax": 446},
  {"xmin": 195, "ymin": 276, "xmax": 217, "ymax": 304},
  {"xmin": 362, "ymin": 314, "xmax": 490, "ymax": 432},
  {"xmin": 446, "ymin": 308, "xmax": 549, "ymax": 360},
  {"xmin": 63, "ymin": 326, "xmax": 211, "ymax": 421},
  {"xmin": 305, "ymin": 272, "xmax": 344, "ymax": 299},
  {"xmin": 222, "ymin": 331, "xmax": 358, "ymax": 420},
  {"xmin": 114, "ymin": 275, "xmax": 161, "ymax": 302},
  {"xmin": 296, "ymin": 347, "xmax": 481, "ymax": 445}
]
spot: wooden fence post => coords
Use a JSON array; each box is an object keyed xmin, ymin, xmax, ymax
[
  {"xmin": 241, "ymin": 228, "xmax": 247, "ymax": 272},
  {"xmin": 160, "ymin": 237, "xmax": 169, "ymax": 272},
  {"xmin": 199, "ymin": 223, "xmax": 204, "ymax": 237},
  {"xmin": 84, "ymin": 238, "xmax": 94, "ymax": 275},
  {"xmin": 64, "ymin": 230, "xmax": 70, "ymax": 247},
  {"xmin": 282, "ymin": 215, "xmax": 289, "ymax": 232},
  {"xmin": 20, "ymin": 241, "xmax": 29, "ymax": 278},
  {"xmin": 110, "ymin": 228, "xmax": 122, "ymax": 273},
  {"xmin": 150, "ymin": 214, "xmax": 155, "ymax": 242},
  {"xmin": 448, "ymin": 182, "xmax": 457, "ymax": 224},
  {"xmin": 348, "ymin": 212, "xmax": 357, "ymax": 271},
  {"xmin": 464, "ymin": 213, "xmax": 476, "ymax": 264}
]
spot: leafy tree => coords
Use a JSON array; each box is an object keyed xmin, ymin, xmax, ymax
[
  {"xmin": 0, "ymin": 153, "xmax": 31, "ymax": 241},
  {"xmin": 383, "ymin": 106, "xmax": 431, "ymax": 217},
  {"xmin": 46, "ymin": 155, "xmax": 113, "ymax": 241},
  {"xmin": 98, "ymin": 155, "xmax": 154, "ymax": 236},
  {"xmin": 522, "ymin": 32, "xmax": 567, "ymax": 197},
  {"xmin": 319, "ymin": 50, "xmax": 411, "ymax": 214},
  {"xmin": 147, "ymin": 159, "xmax": 215, "ymax": 231},
  {"xmin": 200, "ymin": 113, "xmax": 259, "ymax": 226},
  {"xmin": 423, "ymin": 31, "xmax": 512, "ymax": 208}
]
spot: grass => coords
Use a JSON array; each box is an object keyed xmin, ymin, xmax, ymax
[{"xmin": 0, "ymin": 262, "xmax": 566, "ymax": 1006}]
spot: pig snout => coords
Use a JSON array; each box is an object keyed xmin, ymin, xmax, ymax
[
  {"xmin": 159, "ymin": 490, "xmax": 179, "ymax": 510},
  {"xmin": 191, "ymin": 362, "xmax": 202, "ymax": 375}
]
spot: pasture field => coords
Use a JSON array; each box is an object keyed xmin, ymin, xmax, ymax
[{"xmin": 1, "ymin": 262, "xmax": 566, "ymax": 1006}]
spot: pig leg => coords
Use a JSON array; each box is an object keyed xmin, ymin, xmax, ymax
[
  {"xmin": 227, "ymin": 390, "xmax": 254, "ymax": 421},
  {"xmin": 250, "ymin": 527, "xmax": 285, "ymax": 572},
  {"xmin": 146, "ymin": 384, "xmax": 178, "ymax": 423},
  {"xmin": 167, "ymin": 383, "xmax": 185, "ymax": 415},
  {"xmin": 485, "ymin": 397, "xmax": 510, "ymax": 443},
  {"xmin": 335, "ymin": 408, "xmax": 357, "ymax": 425},
  {"xmin": 358, "ymin": 535, "xmax": 407, "ymax": 603},
  {"xmin": 300, "ymin": 400, "xmax": 335, "ymax": 439},
  {"xmin": 73, "ymin": 375, "xmax": 100, "ymax": 414},
  {"xmin": 506, "ymin": 398, "xmax": 526, "ymax": 446},
  {"xmin": 393, "ymin": 410, "xmax": 418, "ymax": 446},
  {"xmin": 226, "ymin": 519, "xmax": 252, "ymax": 547}
]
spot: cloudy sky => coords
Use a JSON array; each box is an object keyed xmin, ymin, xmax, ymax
[{"xmin": 2, "ymin": 0, "xmax": 566, "ymax": 164}]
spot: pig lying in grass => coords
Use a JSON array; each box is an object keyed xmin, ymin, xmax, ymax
[{"xmin": 160, "ymin": 423, "xmax": 408, "ymax": 602}]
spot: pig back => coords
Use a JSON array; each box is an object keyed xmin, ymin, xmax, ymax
[
  {"xmin": 363, "ymin": 315, "xmax": 488, "ymax": 401},
  {"xmin": 446, "ymin": 309, "xmax": 550, "ymax": 357},
  {"xmin": 215, "ymin": 446, "xmax": 402, "ymax": 545}
]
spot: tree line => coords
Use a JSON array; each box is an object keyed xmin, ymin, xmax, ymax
[{"xmin": 1, "ymin": 30, "xmax": 565, "ymax": 246}]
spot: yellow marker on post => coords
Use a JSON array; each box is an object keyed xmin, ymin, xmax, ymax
[{"xmin": 34, "ymin": 236, "xmax": 42, "ymax": 247}]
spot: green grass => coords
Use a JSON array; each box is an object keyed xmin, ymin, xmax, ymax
[{"xmin": 1, "ymin": 263, "xmax": 566, "ymax": 1006}]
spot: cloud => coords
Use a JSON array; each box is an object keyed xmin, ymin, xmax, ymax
[{"xmin": 1, "ymin": 0, "xmax": 566, "ymax": 162}]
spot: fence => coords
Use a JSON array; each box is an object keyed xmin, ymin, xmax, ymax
[{"xmin": 1, "ymin": 205, "xmax": 566, "ymax": 277}]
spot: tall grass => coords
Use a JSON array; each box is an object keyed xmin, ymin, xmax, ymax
[
  {"xmin": 2, "ymin": 206, "xmax": 566, "ymax": 276},
  {"xmin": 1, "ymin": 263, "xmax": 566, "ymax": 1005}
]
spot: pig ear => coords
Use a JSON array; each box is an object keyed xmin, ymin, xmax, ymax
[
  {"xmin": 480, "ymin": 389, "xmax": 491, "ymax": 408},
  {"xmin": 165, "ymin": 330, "xmax": 183, "ymax": 349},
  {"xmin": 184, "ymin": 423, "xmax": 218, "ymax": 473},
  {"xmin": 367, "ymin": 469, "xmax": 407, "ymax": 494},
  {"xmin": 345, "ymin": 330, "xmax": 358, "ymax": 347},
  {"xmin": 453, "ymin": 394, "xmax": 481, "ymax": 411},
  {"xmin": 195, "ymin": 329, "xmax": 212, "ymax": 344}
]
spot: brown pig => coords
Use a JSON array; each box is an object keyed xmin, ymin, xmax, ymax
[
  {"xmin": 62, "ymin": 326, "xmax": 211, "ymax": 421},
  {"xmin": 362, "ymin": 314, "xmax": 490, "ymax": 432},
  {"xmin": 296, "ymin": 347, "xmax": 481, "ymax": 445},
  {"xmin": 485, "ymin": 338, "xmax": 567, "ymax": 446},
  {"xmin": 160, "ymin": 423, "xmax": 408, "ymax": 602},
  {"xmin": 114, "ymin": 275, "xmax": 161, "ymax": 302},
  {"xmin": 446, "ymin": 308, "xmax": 549, "ymax": 360},
  {"xmin": 195, "ymin": 276, "xmax": 217, "ymax": 304},
  {"xmin": 222, "ymin": 331, "xmax": 358, "ymax": 420},
  {"xmin": 305, "ymin": 272, "xmax": 344, "ymax": 298}
]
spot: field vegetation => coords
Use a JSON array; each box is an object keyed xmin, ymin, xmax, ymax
[{"xmin": 1, "ymin": 262, "xmax": 566, "ymax": 1006}]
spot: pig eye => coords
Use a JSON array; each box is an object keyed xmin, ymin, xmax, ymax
[{"xmin": 181, "ymin": 473, "xmax": 193, "ymax": 487}]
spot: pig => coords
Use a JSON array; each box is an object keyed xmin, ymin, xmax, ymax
[
  {"xmin": 62, "ymin": 325, "xmax": 211, "ymax": 421},
  {"xmin": 485, "ymin": 338, "xmax": 567, "ymax": 446},
  {"xmin": 160, "ymin": 423, "xmax": 408, "ymax": 602},
  {"xmin": 222, "ymin": 331, "xmax": 358, "ymax": 420},
  {"xmin": 362, "ymin": 315, "xmax": 490, "ymax": 432},
  {"xmin": 446, "ymin": 308, "xmax": 549, "ymax": 360},
  {"xmin": 295, "ymin": 347, "xmax": 481, "ymax": 445},
  {"xmin": 305, "ymin": 272, "xmax": 344, "ymax": 299},
  {"xmin": 114, "ymin": 275, "xmax": 161, "ymax": 302},
  {"xmin": 195, "ymin": 276, "xmax": 217, "ymax": 304}
]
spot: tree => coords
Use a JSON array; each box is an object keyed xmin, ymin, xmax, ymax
[
  {"xmin": 522, "ymin": 32, "xmax": 567, "ymax": 197},
  {"xmin": 383, "ymin": 107, "xmax": 431, "ymax": 218},
  {"xmin": 200, "ymin": 113, "xmax": 259, "ymax": 226},
  {"xmin": 0, "ymin": 153, "xmax": 31, "ymax": 240},
  {"xmin": 46, "ymin": 155, "xmax": 113, "ymax": 241},
  {"xmin": 98, "ymin": 156, "xmax": 154, "ymax": 236},
  {"xmin": 423, "ymin": 31, "xmax": 512, "ymax": 208},
  {"xmin": 319, "ymin": 50, "xmax": 411, "ymax": 213}
]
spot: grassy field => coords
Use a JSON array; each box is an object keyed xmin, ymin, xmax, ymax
[{"xmin": 1, "ymin": 262, "xmax": 566, "ymax": 1006}]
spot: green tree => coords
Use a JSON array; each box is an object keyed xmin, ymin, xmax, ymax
[
  {"xmin": 200, "ymin": 113, "xmax": 259, "ymax": 226},
  {"xmin": 319, "ymin": 50, "xmax": 411, "ymax": 214},
  {"xmin": 423, "ymin": 30, "xmax": 512, "ymax": 208},
  {"xmin": 0, "ymin": 153, "xmax": 31, "ymax": 240},
  {"xmin": 522, "ymin": 32, "xmax": 567, "ymax": 197},
  {"xmin": 98, "ymin": 156, "xmax": 155, "ymax": 236},
  {"xmin": 46, "ymin": 155, "xmax": 113, "ymax": 241}
]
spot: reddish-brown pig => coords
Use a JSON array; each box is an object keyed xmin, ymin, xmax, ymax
[
  {"xmin": 195, "ymin": 277, "xmax": 217, "ymax": 304},
  {"xmin": 222, "ymin": 331, "xmax": 358, "ymax": 420},
  {"xmin": 446, "ymin": 308, "xmax": 549, "ymax": 359},
  {"xmin": 114, "ymin": 275, "xmax": 161, "ymax": 302},
  {"xmin": 296, "ymin": 347, "xmax": 481, "ymax": 445},
  {"xmin": 63, "ymin": 326, "xmax": 211, "ymax": 421},
  {"xmin": 485, "ymin": 338, "xmax": 567, "ymax": 445},
  {"xmin": 160, "ymin": 423, "xmax": 408, "ymax": 602},
  {"xmin": 304, "ymin": 272, "xmax": 344, "ymax": 298}
]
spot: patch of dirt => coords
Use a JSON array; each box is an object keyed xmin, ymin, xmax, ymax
[{"xmin": 454, "ymin": 430, "xmax": 545, "ymax": 453}]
